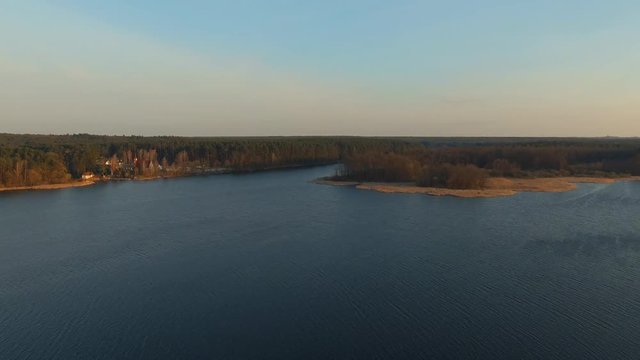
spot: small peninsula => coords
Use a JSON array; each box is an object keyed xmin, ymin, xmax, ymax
[
  {"xmin": 316, "ymin": 176, "xmax": 639, "ymax": 198},
  {"xmin": 316, "ymin": 139, "xmax": 640, "ymax": 198}
]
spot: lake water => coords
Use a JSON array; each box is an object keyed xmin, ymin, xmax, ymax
[{"xmin": 2, "ymin": 166, "xmax": 640, "ymax": 359}]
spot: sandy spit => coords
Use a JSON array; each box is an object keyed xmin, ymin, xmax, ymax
[
  {"xmin": 316, "ymin": 176, "xmax": 640, "ymax": 198},
  {"xmin": 0, "ymin": 181, "xmax": 95, "ymax": 193}
]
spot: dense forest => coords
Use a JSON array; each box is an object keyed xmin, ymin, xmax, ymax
[
  {"xmin": 0, "ymin": 134, "xmax": 416, "ymax": 188},
  {"xmin": 335, "ymin": 139, "xmax": 640, "ymax": 189},
  {"xmin": 3, "ymin": 134, "xmax": 640, "ymax": 190}
]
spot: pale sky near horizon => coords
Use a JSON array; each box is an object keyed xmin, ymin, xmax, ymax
[{"xmin": 1, "ymin": 1, "xmax": 639, "ymax": 136}]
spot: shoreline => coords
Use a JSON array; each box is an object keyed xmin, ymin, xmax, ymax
[
  {"xmin": 0, "ymin": 180, "xmax": 96, "ymax": 193},
  {"xmin": 0, "ymin": 163, "xmax": 337, "ymax": 194},
  {"xmin": 314, "ymin": 176, "xmax": 640, "ymax": 198}
]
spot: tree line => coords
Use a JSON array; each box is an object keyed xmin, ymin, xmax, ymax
[
  {"xmin": 4, "ymin": 134, "xmax": 639, "ymax": 189},
  {"xmin": 0, "ymin": 134, "xmax": 416, "ymax": 187},
  {"xmin": 335, "ymin": 141, "xmax": 640, "ymax": 189}
]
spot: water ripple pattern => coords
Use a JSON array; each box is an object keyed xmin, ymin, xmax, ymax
[{"xmin": 1, "ymin": 166, "xmax": 640, "ymax": 359}]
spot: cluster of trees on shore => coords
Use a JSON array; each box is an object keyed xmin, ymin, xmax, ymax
[
  {"xmin": 335, "ymin": 141, "xmax": 640, "ymax": 189},
  {"xmin": 3, "ymin": 134, "xmax": 640, "ymax": 190},
  {"xmin": 0, "ymin": 147, "xmax": 70, "ymax": 187},
  {"xmin": 0, "ymin": 134, "xmax": 416, "ymax": 188}
]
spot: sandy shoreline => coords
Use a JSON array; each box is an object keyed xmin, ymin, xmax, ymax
[
  {"xmin": 0, "ymin": 180, "xmax": 96, "ymax": 193},
  {"xmin": 315, "ymin": 176, "xmax": 640, "ymax": 198},
  {"xmin": 0, "ymin": 163, "xmax": 330, "ymax": 194}
]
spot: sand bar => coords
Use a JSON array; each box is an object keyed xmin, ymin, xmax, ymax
[
  {"xmin": 316, "ymin": 176, "xmax": 640, "ymax": 198},
  {"xmin": 0, "ymin": 181, "xmax": 95, "ymax": 193}
]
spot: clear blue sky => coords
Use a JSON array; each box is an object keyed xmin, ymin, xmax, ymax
[{"xmin": 1, "ymin": 0, "xmax": 639, "ymax": 136}]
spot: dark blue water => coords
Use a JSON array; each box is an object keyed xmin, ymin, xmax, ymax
[{"xmin": 2, "ymin": 166, "xmax": 640, "ymax": 359}]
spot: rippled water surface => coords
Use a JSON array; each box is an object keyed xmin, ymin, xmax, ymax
[{"xmin": 2, "ymin": 166, "xmax": 640, "ymax": 359}]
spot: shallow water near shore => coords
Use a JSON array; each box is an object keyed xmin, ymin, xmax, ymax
[{"xmin": 2, "ymin": 165, "xmax": 640, "ymax": 359}]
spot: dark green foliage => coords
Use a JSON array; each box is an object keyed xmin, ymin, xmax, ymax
[
  {"xmin": 0, "ymin": 147, "xmax": 69, "ymax": 187},
  {"xmin": 0, "ymin": 134, "xmax": 415, "ymax": 187},
  {"xmin": 3, "ymin": 134, "xmax": 640, "ymax": 189},
  {"xmin": 336, "ymin": 139, "xmax": 640, "ymax": 189},
  {"xmin": 337, "ymin": 152, "xmax": 421, "ymax": 182},
  {"xmin": 417, "ymin": 164, "xmax": 487, "ymax": 189}
]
